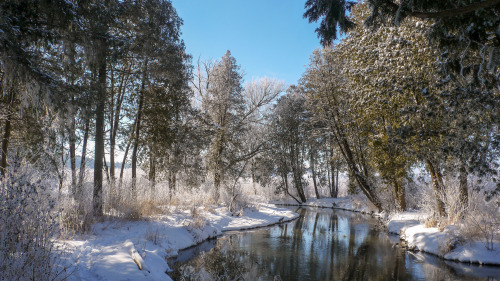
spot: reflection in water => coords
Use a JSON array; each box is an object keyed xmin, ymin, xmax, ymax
[{"xmin": 170, "ymin": 208, "xmax": 500, "ymax": 281}]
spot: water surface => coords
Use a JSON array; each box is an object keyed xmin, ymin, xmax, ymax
[{"xmin": 170, "ymin": 207, "xmax": 500, "ymax": 281}]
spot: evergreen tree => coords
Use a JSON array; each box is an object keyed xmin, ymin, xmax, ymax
[
  {"xmin": 200, "ymin": 51, "xmax": 245, "ymax": 202},
  {"xmin": 270, "ymin": 87, "xmax": 309, "ymax": 203}
]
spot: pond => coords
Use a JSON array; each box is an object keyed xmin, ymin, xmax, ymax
[{"xmin": 169, "ymin": 207, "xmax": 500, "ymax": 281}]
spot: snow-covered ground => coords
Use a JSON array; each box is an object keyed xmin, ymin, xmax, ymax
[
  {"xmin": 56, "ymin": 195, "xmax": 499, "ymax": 280},
  {"xmin": 388, "ymin": 212, "xmax": 500, "ymax": 265},
  {"xmin": 273, "ymin": 196, "xmax": 500, "ymax": 266},
  {"xmin": 56, "ymin": 204, "xmax": 298, "ymax": 281},
  {"xmin": 271, "ymin": 196, "xmax": 380, "ymax": 214}
]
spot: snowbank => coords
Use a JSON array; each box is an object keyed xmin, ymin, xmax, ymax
[
  {"xmin": 388, "ymin": 212, "xmax": 500, "ymax": 265},
  {"xmin": 387, "ymin": 212, "xmax": 424, "ymax": 234},
  {"xmin": 57, "ymin": 204, "xmax": 298, "ymax": 281},
  {"xmin": 271, "ymin": 196, "xmax": 380, "ymax": 214}
]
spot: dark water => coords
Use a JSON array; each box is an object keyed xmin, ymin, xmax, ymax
[{"xmin": 169, "ymin": 207, "xmax": 500, "ymax": 281}]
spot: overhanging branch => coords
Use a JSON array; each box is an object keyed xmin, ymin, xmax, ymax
[{"xmin": 385, "ymin": 0, "xmax": 500, "ymax": 19}]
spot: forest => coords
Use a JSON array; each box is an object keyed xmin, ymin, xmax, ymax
[{"xmin": 1, "ymin": 0, "xmax": 499, "ymax": 280}]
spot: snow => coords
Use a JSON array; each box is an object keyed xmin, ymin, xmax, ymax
[
  {"xmin": 400, "ymin": 224, "xmax": 500, "ymax": 265},
  {"xmin": 57, "ymin": 196, "xmax": 500, "ymax": 280},
  {"xmin": 387, "ymin": 212, "xmax": 424, "ymax": 234},
  {"xmin": 57, "ymin": 204, "xmax": 297, "ymax": 281},
  {"xmin": 270, "ymin": 195, "xmax": 380, "ymax": 214},
  {"xmin": 387, "ymin": 212, "xmax": 500, "ymax": 265}
]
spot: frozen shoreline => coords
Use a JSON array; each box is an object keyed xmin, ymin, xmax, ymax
[
  {"xmin": 58, "ymin": 196, "xmax": 499, "ymax": 280},
  {"xmin": 58, "ymin": 203, "xmax": 298, "ymax": 281},
  {"xmin": 272, "ymin": 196, "xmax": 500, "ymax": 266},
  {"xmin": 388, "ymin": 212, "xmax": 500, "ymax": 266}
]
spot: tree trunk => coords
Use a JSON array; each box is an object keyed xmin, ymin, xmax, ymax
[
  {"xmin": 329, "ymin": 144, "xmax": 338, "ymax": 198},
  {"xmin": 426, "ymin": 160, "xmax": 446, "ymax": 217},
  {"xmin": 167, "ymin": 153, "xmax": 177, "ymax": 199},
  {"xmin": 58, "ymin": 135, "xmax": 65, "ymax": 194},
  {"xmin": 459, "ymin": 163, "xmax": 468, "ymax": 207},
  {"xmin": 93, "ymin": 40, "xmax": 107, "ymax": 217},
  {"xmin": 119, "ymin": 117, "xmax": 137, "ymax": 187},
  {"xmin": 335, "ymin": 168, "xmax": 339, "ymax": 198},
  {"xmin": 331, "ymin": 123, "xmax": 383, "ymax": 211},
  {"xmin": 283, "ymin": 173, "xmax": 301, "ymax": 204},
  {"xmin": 1, "ymin": 91, "xmax": 14, "ymax": 178},
  {"xmin": 109, "ymin": 68, "xmax": 115, "ymax": 183},
  {"xmin": 170, "ymin": 171, "xmax": 176, "ymax": 193},
  {"xmin": 212, "ymin": 131, "xmax": 225, "ymax": 203},
  {"xmin": 103, "ymin": 153, "xmax": 110, "ymax": 185},
  {"xmin": 393, "ymin": 178, "xmax": 406, "ymax": 211},
  {"xmin": 69, "ymin": 114, "xmax": 77, "ymax": 196},
  {"xmin": 331, "ymin": 165, "xmax": 338, "ymax": 198},
  {"xmin": 251, "ymin": 160, "xmax": 257, "ymax": 195},
  {"xmin": 77, "ymin": 116, "xmax": 90, "ymax": 199},
  {"xmin": 327, "ymin": 153, "xmax": 332, "ymax": 196},
  {"xmin": 132, "ymin": 61, "xmax": 147, "ymax": 199},
  {"xmin": 310, "ymin": 148, "xmax": 320, "ymax": 199},
  {"xmin": 148, "ymin": 149, "xmax": 156, "ymax": 191},
  {"xmin": 109, "ymin": 64, "xmax": 129, "ymax": 186},
  {"xmin": 290, "ymin": 143, "xmax": 306, "ymax": 202}
]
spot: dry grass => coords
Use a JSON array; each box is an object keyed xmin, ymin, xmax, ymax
[
  {"xmin": 460, "ymin": 191, "xmax": 500, "ymax": 250},
  {"xmin": 122, "ymin": 200, "xmax": 165, "ymax": 220},
  {"xmin": 144, "ymin": 227, "xmax": 164, "ymax": 245},
  {"xmin": 438, "ymin": 235, "xmax": 465, "ymax": 255},
  {"xmin": 424, "ymin": 217, "xmax": 438, "ymax": 228},
  {"xmin": 60, "ymin": 201, "xmax": 93, "ymax": 236}
]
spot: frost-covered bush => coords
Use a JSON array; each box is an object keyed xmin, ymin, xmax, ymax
[
  {"xmin": 0, "ymin": 165, "xmax": 64, "ymax": 280},
  {"xmin": 376, "ymin": 183, "xmax": 398, "ymax": 212},
  {"xmin": 59, "ymin": 197, "xmax": 93, "ymax": 235},
  {"xmin": 438, "ymin": 182, "xmax": 468, "ymax": 225},
  {"xmin": 418, "ymin": 179, "xmax": 467, "ymax": 226},
  {"xmin": 461, "ymin": 190, "xmax": 500, "ymax": 251}
]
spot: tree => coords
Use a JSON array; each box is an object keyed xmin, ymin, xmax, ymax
[
  {"xmin": 0, "ymin": 0, "xmax": 75, "ymax": 177},
  {"xmin": 303, "ymin": 0, "xmax": 356, "ymax": 45},
  {"xmin": 304, "ymin": 1, "xmax": 500, "ymax": 214},
  {"xmin": 304, "ymin": 0, "xmax": 500, "ymax": 47},
  {"xmin": 197, "ymin": 51, "xmax": 245, "ymax": 202},
  {"xmin": 334, "ymin": 3, "xmax": 439, "ymax": 211},
  {"xmin": 195, "ymin": 52, "xmax": 283, "ymax": 202},
  {"xmin": 301, "ymin": 48, "xmax": 383, "ymax": 211},
  {"xmin": 73, "ymin": 0, "xmax": 119, "ymax": 217},
  {"xmin": 270, "ymin": 88, "xmax": 309, "ymax": 203}
]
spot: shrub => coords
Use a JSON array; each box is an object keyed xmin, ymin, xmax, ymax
[
  {"xmin": 0, "ymin": 165, "xmax": 65, "ymax": 280},
  {"xmin": 145, "ymin": 227, "xmax": 164, "ymax": 245},
  {"xmin": 60, "ymin": 198, "xmax": 93, "ymax": 236},
  {"xmin": 419, "ymin": 179, "xmax": 467, "ymax": 227},
  {"xmin": 460, "ymin": 190, "xmax": 500, "ymax": 251}
]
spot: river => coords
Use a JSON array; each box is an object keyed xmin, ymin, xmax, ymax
[{"xmin": 169, "ymin": 207, "xmax": 500, "ymax": 280}]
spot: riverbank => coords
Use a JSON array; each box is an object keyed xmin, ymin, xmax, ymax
[
  {"xmin": 272, "ymin": 196, "xmax": 500, "ymax": 266},
  {"xmin": 270, "ymin": 196, "xmax": 380, "ymax": 214},
  {"xmin": 388, "ymin": 212, "xmax": 500, "ymax": 265},
  {"xmin": 57, "ymin": 203, "xmax": 298, "ymax": 281}
]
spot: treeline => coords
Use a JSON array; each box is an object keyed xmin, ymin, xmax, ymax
[
  {"xmin": 1, "ymin": 0, "xmax": 499, "ymax": 220},
  {"xmin": 275, "ymin": 1, "xmax": 499, "ymax": 216},
  {"xmin": 1, "ymin": 0, "xmax": 194, "ymax": 216},
  {"xmin": 0, "ymin": 0, "xmax": 288, "ymax": 217}
]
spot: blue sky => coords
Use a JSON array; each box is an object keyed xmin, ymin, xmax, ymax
[{"xmin": 171, "ymin": 0, "xmax": 322, "ymax": 86}]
